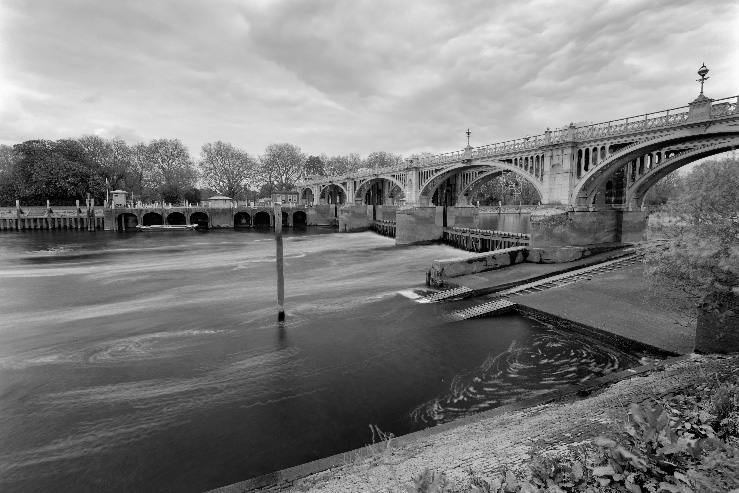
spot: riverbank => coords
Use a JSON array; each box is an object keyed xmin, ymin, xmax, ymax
[
  {"xmin": 212, "ymin": 353, "xmax": 738, "ymax": 492},
  {"xmin": 211, "ymin": 255, "xmax": 708, "ymax": 492}
]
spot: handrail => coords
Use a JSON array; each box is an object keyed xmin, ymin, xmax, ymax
[{"xmin": 296, "ymin": 94, "xmax": 738, "ymax": 184}]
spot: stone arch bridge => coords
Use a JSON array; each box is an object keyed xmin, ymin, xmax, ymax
[
  {"xmin": 298, "ymin": 90, "xmax": 738, "ymax": 246},
  {"xmin": 298, "ymin": 93, "xmax": 738, "ymax": 211}
]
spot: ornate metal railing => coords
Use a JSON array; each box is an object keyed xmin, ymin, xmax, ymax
[{"xmin": 297, "ymin": 95, "xmax": 738, "ymax": 185}]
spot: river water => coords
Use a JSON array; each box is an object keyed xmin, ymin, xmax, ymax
[
  {"xmin": 0, "ymin": 228, "xmax": 652, "ymax": 492},
  {"xmin": 478, "ymin": 212, "xmax": 531, "ymax": 234}
]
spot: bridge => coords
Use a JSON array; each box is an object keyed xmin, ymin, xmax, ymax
[
  {"xmin": 298, "ymin": 92, "xmax": 738, "ymax": 211},
  {"xmin": 297, "ymin": 73, "xmax": 738, "ymax": 247}
]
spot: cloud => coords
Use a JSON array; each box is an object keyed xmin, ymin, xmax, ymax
[{"xmin": 0, "ymin": 0, "xmax": 737, "ymax": 156}]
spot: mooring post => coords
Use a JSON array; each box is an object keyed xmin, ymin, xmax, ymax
[{"xmin": 274, "ymin": 202, "xmax": 285, "ymax": 323}]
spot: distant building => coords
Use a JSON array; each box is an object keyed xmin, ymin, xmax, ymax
[
  {"xmin": 110, "ymin": 190, "xmax": 127, "ymax": 207},
  {"xmin": 271, "ymin": 190, "xmax": 299, "ymax": 205},
  {"xmin": 208, "ymin": 196, "xmax": 233, "ymax": 208}
]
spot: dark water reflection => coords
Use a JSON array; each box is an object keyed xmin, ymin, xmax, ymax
[{"xmin": 0, "ymin": 229, "xmax": 654, "ymax": 492}]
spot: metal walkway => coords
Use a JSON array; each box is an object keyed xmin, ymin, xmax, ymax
[
  {"xmin": 501, "ymin": 254, "xmax": 639, "ymax": 297},
  {"xmin": 443, "ymin": 299, "xmax": 517, "ymax": 322},
  {"xmin": 422, "ymin": 286, "xmax": 473, "ymax": 303}
]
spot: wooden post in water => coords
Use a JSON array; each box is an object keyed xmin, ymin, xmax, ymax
[{"xmin": 274, "ymin": 202, "xmax": 285, "ymax": 323}]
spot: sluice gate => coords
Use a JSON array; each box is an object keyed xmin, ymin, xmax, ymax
[
  {"xmin": 443, "ymin": 227, "xmax": 530, "ymax": 252},
  {"xmin": 369, "ymin": 219, "xmax": 396, "ymax": 238}
]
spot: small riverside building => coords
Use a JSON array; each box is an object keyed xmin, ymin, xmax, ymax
[
  {"xmin": 271, "ymin": 190, "xmax": 299, "ymax": 205},
  {"xmin": 110, "ymin": 190, "xmax": 127, "ymax": 207},
  {"xmin": 208, "ymin": 196, "xmax": 233, "ymax": 208}
]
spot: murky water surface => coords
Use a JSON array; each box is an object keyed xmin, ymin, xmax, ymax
[
  {"xmin": 478, "ymin": 212, "xmax": 531, "ymax": 233},
  {"xmin": 0, "ymin": 228, "xmax": 650, "ymax": 492}
]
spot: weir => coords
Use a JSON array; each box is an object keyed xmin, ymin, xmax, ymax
[{"xmin": 0, "ymin": 200, "xmax": 105, "ymax": 231}]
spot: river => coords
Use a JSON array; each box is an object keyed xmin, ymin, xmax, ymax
[{"xmin": 0, "ymin": 227, "xmax": 651, "ymax": 492}]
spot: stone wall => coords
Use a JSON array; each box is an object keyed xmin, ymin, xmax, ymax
[
  {"xmin": 307, "ymin": 205, "xmax": 336, "ymax": 226},
  {"xmin": 429, "ymin": 246, "xmax": 527, "ymax": 283},
  {"xmin": 395, "ymin": 207, "xmax": 444, "ymax": 245},
  {"xmin": 373, "ymin": 205, "xmax": 397, "ymax": 222},
  {"xmin": 338, "ymin": 205, "xmax": 370, "ymax": 232},
  {"xmin": 530, "ymin": 209, "xmax": 648, "ymax": 247},
  {"xmin": 209, "ymin": 209, "xmax": 234, "ymax": 228}
]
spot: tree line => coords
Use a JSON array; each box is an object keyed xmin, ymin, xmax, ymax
[
  {"xmin": 0, "ymin": 136, "xmax": 412, "ymax": 206},
  {"xmin": 0, "ymin": 136, "xmax": 552, "ymax": 207}
]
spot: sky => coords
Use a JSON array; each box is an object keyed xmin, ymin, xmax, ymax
[{"xmin": 1, "ymin": 0, "xmax": 738, "ymax": 160}]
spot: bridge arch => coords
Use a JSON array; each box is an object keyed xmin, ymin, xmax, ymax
[
  {"xmin": 320, "ymin": 183, "xmax": 348, "ymax": 204},
  {"xmin": 293, "ymin": 210, "xmax": 307, "ymax": 227},
  {"xmin": 166, "ymin": 211, "xmax": 186, "ymax": 225},
  {"xmin": 624, "ymin": 137, "xmax": 739, "ymax": 209},
  {"xmin": 419, "ymin": 162, "xmax": 545, "ymax": 205},
  {"xmin": 300, "ymin": 187, "xmax": 315, "ymax": 205},
  {"xmin": 142, "ymin": 212, "xmax": 164, "ymax": 226},
  {"xmin": 354, "ymin": 176, "xmax": 405, "ymax": 204},
  {"xmin": 190, "ymin": 212, "xmax": 209, "ymax": 229},
  {"xmin": 254, "ymin": 210, "xmax": 271, "ymax": 227},
  {"xmin": 234, "ymin": 211, "xmax": 251, "ymax": 228},
  {"xmin": 571, "ymin": 122, "xmax": 739, "ymax": 207},
  {"xmin": 116, "ymin": 213, "xmax": 138, "ymax": 231}
]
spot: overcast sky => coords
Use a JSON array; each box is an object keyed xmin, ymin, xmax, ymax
[{"xmin": 1, "ymin": 0, "xmax": 737, "ymax": 160}]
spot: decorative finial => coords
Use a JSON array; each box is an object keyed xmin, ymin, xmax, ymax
[
  {"xmin": 466, "ymin": 128, "xmax": 471, "ymax": 146},
  {"xmin": 697, "ymin": 63, "xmax": 709, "ymax": 95}
]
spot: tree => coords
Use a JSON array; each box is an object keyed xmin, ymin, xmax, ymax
[
  {"xmin": 11, "ymin": 139, "xmax": 95, "ymax": 205},
  {"xmin": 644, "ymin": 173, "xmax": 683, "ymax": 208},
  {"xmin": 142, "ymin": 139, "xmax": 198, "ymax": 204},
  {"xmin": 305, "ymin": 155, "xmax": 325, "ymax": 177},
  {"xmin": 77, "ymin": 135, "xmax": 131, "ymax": 189},
  {"xmin": 199, "ymin": 141, "xmax": 256, "ymax": 199},
  {"xmin": 0, "ymin": 145, "xmax": 20, "ymax": 206},
  {"xmin": 259, "ymin": 143, "xmax": 306, "ymax": 192},
  {"xmin": 363, "ymin": 151, "xmax": 404, "ymax": 170},
  {"xmin": 324, "ymin": 153, "xmax": 362, "ymax": 176},
  {"xmin": 642, "ymin": 158, "xmax": 739, "ymax": 320}
]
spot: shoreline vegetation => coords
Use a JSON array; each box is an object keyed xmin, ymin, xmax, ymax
[{"xmin": 245, "ymin": 354, "xmax": 737, "ymax": 493}]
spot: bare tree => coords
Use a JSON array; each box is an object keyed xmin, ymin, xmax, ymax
[
  {"xmin": 259, "ymin": 143, "xmax": 306, "ymax": 193},
  {"xmin": 199, "ymin": 141, "xmax": 256, "ymax": 199}
]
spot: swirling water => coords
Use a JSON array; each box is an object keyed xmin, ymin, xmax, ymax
[{"xmin": 0, "ymin": 228, "xmax": 653, "ymax": 492}]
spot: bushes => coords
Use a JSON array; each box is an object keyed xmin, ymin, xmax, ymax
[{"xmin": 403, "ymin": 372, "xmax": 739, "ymax": 493}]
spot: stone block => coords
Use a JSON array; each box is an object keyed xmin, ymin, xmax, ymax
[
  {"xmin": 338, "ymin": 205, "xmax": 369, "ymax": 231},
  {"xmin": 307, "ymin": 205, "xmax": 336, "ymax": 226},
  {"xmin": 530, "ymin": 209, "xmax": 648, "ymax": 247},
  {"xmin": 447, "ymin": 206, "xmax": 479, "ymax": 229},
  {"xmin": 429, "ymin": 246, "xmax": 527, "ymax": 281},
  {"xmin": 396, "ymin": 206, "xmax": 444, "ymax": 244}
]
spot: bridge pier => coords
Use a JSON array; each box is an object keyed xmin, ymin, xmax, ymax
[{"xmin": 529, "ymin": 208, "xmax": 648, "ymax": 247}]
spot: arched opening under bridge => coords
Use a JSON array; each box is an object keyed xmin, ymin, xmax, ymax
[
  {"xmin": 254, "ymin": 211, "xmax": 271, "ymax": 227},
  {"xmin": 166, "ymin": 212, "xmax": 186, "ymax": 225},
  {"xmin": 142, "ymin": 212, "xmax": 164, "ymax": 226},
  {"xmin": 190, "ymin": 212, "xmax": 209, "ymax": 229},
  {"xmin": 293, "ymin": 210, "xmax": 307, "ymax": 227},
  {"xmin": 301, "ymin": 188, "xmax": 314, "ymax": 205},
  {"xmin": 321, "ymin": 184, "xmax": 346, "ymax": 205},
  {"xmin": 116, "ymin": 213, "xmax": 138, "ymax": 231},
  {"xmin": 234, "ymin": 212, "xmax": 251, "ymax": 228}
]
